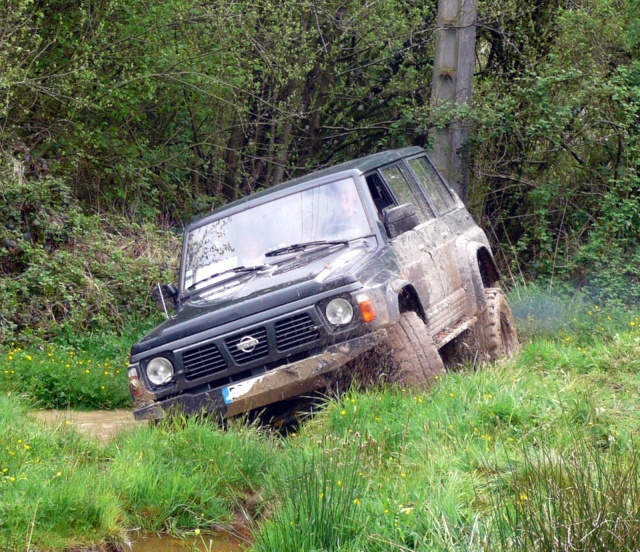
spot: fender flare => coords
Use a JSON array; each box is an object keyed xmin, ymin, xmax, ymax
[
  {"xmin": 385, "ymin": 278, "xmax": 427, "ymax": 324},
  {"xmin": 457, "ymin": 240, "xmax": 501, "ymax": 316}
]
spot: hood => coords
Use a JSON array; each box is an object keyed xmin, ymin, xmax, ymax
[{"xmin": 131, "ymin": 242, "xmax": 373, "ymax": 355}]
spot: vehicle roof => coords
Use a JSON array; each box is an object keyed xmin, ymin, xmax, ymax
[{"xmin": 187, "ymin": 146, "xmax": 424, "ymax": 230}]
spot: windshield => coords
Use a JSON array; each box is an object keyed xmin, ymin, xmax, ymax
[{"xmin": 182, "ymin": 177, "xmax": 371, "ymax": 291}]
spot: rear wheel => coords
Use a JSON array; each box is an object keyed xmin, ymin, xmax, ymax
[
  {"xmin": 474, "ymin": 287, "xmax": 519, "ymax": 361},
  {"xmin": 385, "ymin": 311, "xmax": 445, "ymax": 386}
]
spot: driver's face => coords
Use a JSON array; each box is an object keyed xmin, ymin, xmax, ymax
[{"xmin": 339, "ymin": 187, "xmax": 359, "ymax": 217}]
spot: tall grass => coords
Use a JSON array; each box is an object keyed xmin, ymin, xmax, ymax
[
  {"xmin": 252, "ymin": 440, "xmax": 369, "ymax": 552},
  {"xmin": 107, "ymin": 416, "xmax": 277, "ymax": 533},
  {"xmin": 484, "ymin": 438, "xmax": 640, "ymax": 551},
  {"xmin": 508, "ymin": 282, "xmax": 640, "ymax": 344}
]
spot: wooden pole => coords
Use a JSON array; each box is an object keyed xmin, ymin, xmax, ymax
[{"xmin": 428, "ymin": 0, "xmax": 477, "ymax": 199}]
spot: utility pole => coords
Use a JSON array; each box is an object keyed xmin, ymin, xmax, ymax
[{"xmin": 428, "ymin": 0, "xmax": 477, "ymax": 199}]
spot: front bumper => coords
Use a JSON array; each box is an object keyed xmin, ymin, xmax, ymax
[{"xmin": 132, "ymin": 331, "xmax": 382, "ymax": 420}]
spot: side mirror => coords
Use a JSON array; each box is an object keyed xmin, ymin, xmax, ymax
[
  {"xmin": 383, "ymin": 203, "xmax": 420, "ymax": 238},
  {"xmin": 152, "ymin": 283, "xmax": 178, "ymax": 316}
]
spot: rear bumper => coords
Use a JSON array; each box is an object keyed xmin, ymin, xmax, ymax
[{"xmin": 132, "ymin": 331, "xmax": 381, "ymax": 421}]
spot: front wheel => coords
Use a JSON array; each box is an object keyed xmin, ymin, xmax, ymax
[
  {"xmin": 385, "ymin": 311, "xmax": 445, "ymax": 386},
  {"xmin": 474, "ymin": 287, "xmax": 519, "ymax": 361}
]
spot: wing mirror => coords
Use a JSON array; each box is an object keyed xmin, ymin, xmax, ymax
[
  {"xmin": 152, "ymin": 283, "xmax": 178, "ymax": 317},
  {"xmin": 383, "ymin": 203, "xmax": 420, "ymax": 238}
]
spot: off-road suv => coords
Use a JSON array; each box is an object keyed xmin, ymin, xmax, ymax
[{"xmin": 128, "ymin": 146, "xmax": 518, "ymax": 421}]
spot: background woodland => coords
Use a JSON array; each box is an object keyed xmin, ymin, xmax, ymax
[{"xmin": 1, "ymin": 0, "xmax": 639, "ymax": 340}]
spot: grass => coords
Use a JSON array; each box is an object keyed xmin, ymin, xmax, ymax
[
  {"xmin": 2, "ymin": 286, "xmax": 640, "ymax": 550},
  {"xmin": 484, "ymin": 437, "xmax": 640, "ymax": 551},
  {"xmin": 0, "ymin": 318, "xmax": 163, "ymax": 409}
]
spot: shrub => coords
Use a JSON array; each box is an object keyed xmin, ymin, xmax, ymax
[{"xmin": 0, "ymin": 171, "xmax": 178, "ymax": 342}]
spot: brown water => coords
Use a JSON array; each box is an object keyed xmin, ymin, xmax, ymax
[{"xmin": 131, "ymin": 532, "xmax": 247, "ymax": 552}]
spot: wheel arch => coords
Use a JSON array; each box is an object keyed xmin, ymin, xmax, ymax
[
  {"xmin": 477, "ymin": 246, "xmax": 501, "ymax": 289},
  {"xmin": 461, "ymin": 242, "xmax": 502, "ymax": 315},
  {"xmin": 396, "ymin": 283, "xmax": 427, "ymax": 323}
]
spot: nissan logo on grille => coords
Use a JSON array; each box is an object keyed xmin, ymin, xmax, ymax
[{"xmin": 237, "ymin": 335, "xmax": 260, "ymax": 353}]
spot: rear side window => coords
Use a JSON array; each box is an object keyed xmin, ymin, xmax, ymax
[
  {"xmin": 379, "ymin": 164, "xmax": 433, "ymax": 222},
  {"xmin": 408, "ymin": 156, "xmax": 456, "ymax": 214}
]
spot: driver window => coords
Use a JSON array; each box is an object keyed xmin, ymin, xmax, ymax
[{"xmin": 379, "ymin": 164, "xmax": 433, "ymax": 222}]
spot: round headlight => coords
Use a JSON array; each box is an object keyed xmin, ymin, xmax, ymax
[
  {"xmin": 146, "ymin": 357, "xmax": 174, "ymax": 386},
  {"xmin": 326, "ymin": 298, "xmax": 354, "ymax": 326}
]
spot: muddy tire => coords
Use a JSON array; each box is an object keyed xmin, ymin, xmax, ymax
[
  {"xmin": 475, "ymin": 287, "xmax": 519, "ymax": 361},
  {"xmin": 386, "ymin": 311, "xmax": 445, "ymax": 386}
]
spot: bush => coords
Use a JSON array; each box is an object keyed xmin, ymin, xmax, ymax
[{"xmin": 0, "ymin": 171, "xmax": 178, "ymax": 342}]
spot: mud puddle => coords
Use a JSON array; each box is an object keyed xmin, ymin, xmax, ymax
[
  {"xmin": 131, "ymin": 532, "xmax": 246, "ymax": 552},
  {"xmin": 34, "ymin": 409, "xmax": 144, "ymax": 443}
]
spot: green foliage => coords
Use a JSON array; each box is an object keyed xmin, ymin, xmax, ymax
[
  {"xmin": 1, "ymin": 0, "xmax": 640, "ymax": 322},
  {"xmin": 107, "ymin": 416, "xmax": 276, "ymax": 533},
  {"xmin": 0, "ymin": 169, "xmax": 176, "ymax": 342},
  {"xmin": 508, "ymin": 282, "xmax": 640, "ymax": 344},
  {"xmin": 0, "ymin": 397, "xmax": 276, "ymax": 550},
  {"xmin": 0, "ymin": 395, "xmax": 116, "ymax": 551},
  {"xmin": 470, "ymin": 0, "xmax": 640, "ymax": 303}
]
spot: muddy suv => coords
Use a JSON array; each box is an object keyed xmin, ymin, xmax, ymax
[{"xmin": 128, "ymin": 146, "xmax": 518, "ymax": 421}]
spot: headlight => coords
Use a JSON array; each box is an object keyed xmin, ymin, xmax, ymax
[
  {"xmin": 326, "ymin": 298, "xmax": 354, "ymax": 326},
  {"xmin": 146, "ymin": 357, "xmax": 174, "ymax": 386}
]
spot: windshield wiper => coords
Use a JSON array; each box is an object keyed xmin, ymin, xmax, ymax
[
  {"xmin": 187, "ymin": 264, "xmax": 270, "ymax": 291},
  {"xmin": 265, "ymin": 240, "xmax": 348, "ymax": 258}
]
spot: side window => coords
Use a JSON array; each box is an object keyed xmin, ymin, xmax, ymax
[
  {"xmin": 379, "ymin": 164, "xmax": 433, "ymax": 222},
  {"xmin": 408, "ymin": 156, "xmax": 456, "ymax": 214},
  {"xmin": 365, "ymin": 172, "xmax": 394, "ymax": 216}
]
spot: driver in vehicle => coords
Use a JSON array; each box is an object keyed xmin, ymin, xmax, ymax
[{"xmin": 326, "ymin": 180, "xmax": 369, "ymax": 238}]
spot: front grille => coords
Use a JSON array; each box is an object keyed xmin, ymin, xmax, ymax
[
  {"xmin": 176, "ymin": 310, "xmax": 324, "ymax": 384},
  {"xmin": 225, "ymin": 327, "xmax": 269, "ymax": 364},
  {"xmin": 183, "ymin": 343, "xmax": 226, "ymax": 380},
  {"xmin": 275, "ymin": 313, "xmax": 320, "ymax": 351}
]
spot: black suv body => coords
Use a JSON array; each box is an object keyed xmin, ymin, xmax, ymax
[{"xmin": 128, "ymin": 147, "xmax": 518, "ymax": 420}]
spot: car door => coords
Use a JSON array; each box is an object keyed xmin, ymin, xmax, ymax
[{"xmin": 367, "ymin": 161, "xmax": 467, "ymax": 335}]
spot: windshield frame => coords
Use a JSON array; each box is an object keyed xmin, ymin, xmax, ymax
[{"xmin": 178, "ymin": 171, "xmax": 376, "ymax": 296}]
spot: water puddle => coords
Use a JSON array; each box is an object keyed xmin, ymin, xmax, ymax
[
  {"xmin": 131, "ymin": 532, "xmax": 247, "ymax": 552},
  {"xmin": 34, "ymin": 409, "xmax": 144, "ymax": 442}
]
